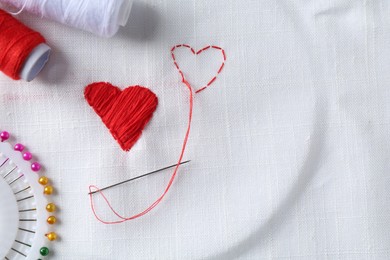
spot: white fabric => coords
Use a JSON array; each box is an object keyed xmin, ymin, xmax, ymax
[{"xmin": 1, "ymin": 0, "xmax": 390, "ymax": 259}]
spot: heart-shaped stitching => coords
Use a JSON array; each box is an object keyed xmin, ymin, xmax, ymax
[
  {"xmin": 84, "ymin": 82, "xmax": 158, "ymax": 151},
  {"xmin": 171, "ymin": 44, "xmax": 226, "ymax": 93}
]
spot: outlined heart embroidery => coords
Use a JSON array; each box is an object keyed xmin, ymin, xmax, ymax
[
  {"xmin": 171, "ymin": 44, "xmax": 226, "ymax": 93},
  {"xmin": 84, "ymin": 82, "xmax": 158, "ymax": 151}
]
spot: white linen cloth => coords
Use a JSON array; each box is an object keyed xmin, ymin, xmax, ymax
[{"xmin": 0, "ymin": 0, "xmax": 389, "ymax": 259}]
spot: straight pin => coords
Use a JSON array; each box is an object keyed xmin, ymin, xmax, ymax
[
  {"xmin": 9, "ymin": 174, "xmax": 23, "ymax": 185},
  {"xmin": 0, "ymin": 158, "xmax": 9, "ymax": 168},
  {"xmin": 19, "ymin": 227, "xmax": 35, "ymax": 234},
  {"xmin": 14, "ymin": 186, "xmax": 30, "ymax": 195},
  {"xmin": 17, "ymin": 195, "xmax": 33, "ymax": 202},
  {"xmin": 11, "ymin": 248, "xmax": 26, "ymax": 257},
  {"xmin": 89, "ymin": 160, "xmax": 191, "ymax": 195},
  {"xmin": 3, "ymin": 166, "xmax": 17, "ymax": 178},
  {"xmin": 15, "ymin": 240, "xmax": 31, "ymax": 247},
  {"xmin": 19, "ymin": 208, "xmax": 37, "ymax": 213}
]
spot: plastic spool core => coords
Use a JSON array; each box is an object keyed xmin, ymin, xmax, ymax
[
  {"xmin": 117, "ymin": 0, "xmax": 133, "ymax": 26},
  {"xmin": 20, "ymin": 43, "xmax": 51, "ymax": 82}
]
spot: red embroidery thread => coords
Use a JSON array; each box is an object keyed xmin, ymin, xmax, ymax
[
  {"xmin": 171, "ymin": 44, "xmax": 226, "ymax": 93},
  {"xmin": 0, "ymin": 9, "xmax": 46, "ymax": 80},
  {"xmin": 84, "ymin": 82, "xmax": 158, "ymax": 151},
  {"xmin": 89, "ymin": 45, "xmax": 226, "ymax": 224}
]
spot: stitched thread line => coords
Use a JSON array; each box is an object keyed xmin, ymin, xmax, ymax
[{"xmin": 171, "ymin": 44, "xmax": 226, "ymax": 93}]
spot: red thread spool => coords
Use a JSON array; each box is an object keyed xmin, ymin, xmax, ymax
[{"xmin": 0, "ymin": 9, "xmax": 51, "ymax": 81}]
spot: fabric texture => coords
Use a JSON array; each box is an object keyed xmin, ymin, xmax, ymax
[{"xmin": 0, "ymin": 0, "xmax": 389, "ymax": 259}]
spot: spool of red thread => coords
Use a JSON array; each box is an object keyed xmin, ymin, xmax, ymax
[{"xmin": 0, "ymin": 9, "xmax": 51, "ymax": 81}]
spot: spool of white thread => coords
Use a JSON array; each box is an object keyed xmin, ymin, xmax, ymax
[{"xmin": 0, "ymin": 0, "xmax": 133, "ymax": 37}]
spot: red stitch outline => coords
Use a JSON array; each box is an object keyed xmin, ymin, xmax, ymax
[
  {"xmin": 218, "ymin": 63, "xmax": 225, "ymax": 74},
  {"xmin": 207, "ymin": 76, "xmax": 217, "ymax": 86},
  {"xmin": 171, "ymin": 44, "xmax": 226, "ymax": 94},
  {"xmin": 196, "ymin": 46, "xmax": 211, "ymax": 54}
]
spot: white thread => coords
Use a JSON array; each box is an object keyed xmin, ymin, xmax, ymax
[
  {"xmin": 0, "ymin": 0, "xmax": 28, "ymax": 15},
  {"xmin": 0, "ymin": 0, "xmax": 133, "ymax": 37},
  {"xmin": 9, "ymin": 0, "xmax": 28, "ymax": 15}
]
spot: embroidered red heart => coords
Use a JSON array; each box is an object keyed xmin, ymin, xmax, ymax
[
  {"xmin": 171, "ymin": 44, "xmax": 226, "ymax": 93},
  {"xmin": 84, "ymin": 82, "xmax": 158, "ymax": 151}
]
